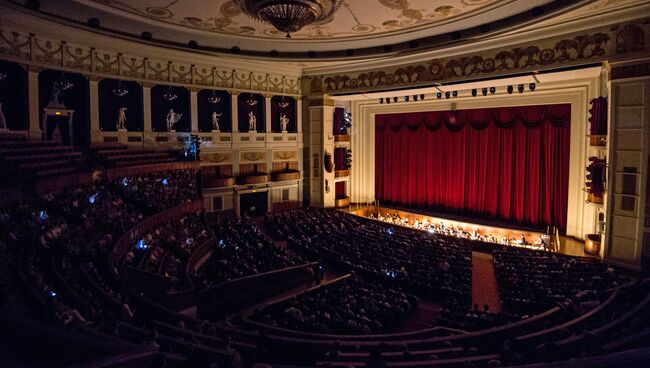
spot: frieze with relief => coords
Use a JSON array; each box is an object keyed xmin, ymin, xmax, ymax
[
  {"xmin": 309, "ymin": 32, "xmax": 614, "ymax": 94},
  {"xmin": 273, "ymin": 150, "xmax": 298, "ymax": 162},
  {"xmin": 202, "ymin": 152, "xmax": 232, "ymax": 164},
  {"xmin": 0, "ymin": 28, "xmax": 301, "ymax": 95},
  {"xmin": 240, "ymin": 151, "xmax": 266, "ymax": 163}
]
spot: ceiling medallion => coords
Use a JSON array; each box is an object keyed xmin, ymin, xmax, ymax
[{"xmin": 235, "ymin": 0, "xmax": 343, "ymax": 38}]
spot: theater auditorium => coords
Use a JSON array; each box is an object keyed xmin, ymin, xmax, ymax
[{"xmin": 0, "ymin": 0, "xmax": 649, "ymax": 367}]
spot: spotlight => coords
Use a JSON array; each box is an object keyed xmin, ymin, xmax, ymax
[
  {"xmin": 445, "ymin": 91, "xmax": 450, "ymax": 99},
  {"xmin": 482, "ymin": 88, "xmax": 488, "ymax": 96},
  {"xmin": 379, "ymin": 97, "xmax": 384, "ymax": 104},
  {"xmin": 529, "ymin": 83, "xmax": 536, "ymax": 91},
  {"xmin": 413, "ymin": 95, "xmax": 418, "ymax": 101},
  {"xmin": 437, "ymin": 92, "xmax": 442, "ymax": 99},
  {"xmin": 420, "ymin": 94, "xmax": 425, "ymax": 100},
  {"xmin": 393, "ymin": 96, "xmax": 398, "ymax": 103},
  {"xmin": 471, "ymin": 89, "xmax": 477, "ymax": 97},
  {"xmin": 507, "ymin": 85, "xmax": 513, "ymax": 94},
  {"xmin": 404, "ymin": 96, "xmax": 409, "ymax": 102},
  {"xmin": 489, "ymin": 87, "xmax": 496, "ymax": 94},
  {"xmin": 452, "ymin": 91, "xmax": 458, "ymax": 98},
  {"xmin": 518, "ymin": 84, "xmax": 524, "ymax": 93}
]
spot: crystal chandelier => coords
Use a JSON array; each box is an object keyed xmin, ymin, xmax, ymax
[{"xmin": 235, "ymin": 0, "xmax": 342, "ymax": 38}]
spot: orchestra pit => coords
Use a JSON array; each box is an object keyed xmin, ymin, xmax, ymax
[{"xmin": 1, "ymin": 0, "xmax": 650, "ymax": 367}]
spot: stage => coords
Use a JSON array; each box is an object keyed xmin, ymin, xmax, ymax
[{"xmin": 342, "ymin": 205, "xmax": 593, "ymax": 258}]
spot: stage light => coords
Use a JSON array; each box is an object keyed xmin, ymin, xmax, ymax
[
  {"xmin": 437, "ymin": 92, "xmax": 442, "ymax": 99},
  {"xmin": 39, "ymin": 210, "xmax": 47, "ymax": 221},
  {"xmin": 489, "ymin": 87, "xmax": 496, "ymax": 94},
  {"xmin": 482, "ymin": 88, "xmax": 488, "ymax": 96},
  {"xmin": 218, "ymin": 239, "xmax": 225, "ymax": 248},
  {"xmin": 393, "ymin": 96, "xmax": 398, "ymax": 103},
  {"xmin": 162, "ymin": 178, "xmax": 169, "ymax": 186},
  {"xmin": 529, "ymin": 83, "xmax": 536, "ymax": 91},
  {"xmin": 452, "ymin": 91, "xmax": 458, "ymax": 98},
  {"xmin": 471, "ymin": 89, "xmax": 477, "ymax": 97},
  {"xmin": 507, "ymin": 85, "xmax": 513, "ymax": 94},
  {"xmin": 49, "ymin": 290, "xmax": 57, "ymax": 297},
  {"xmin": 420, "ymin": 94, "xmax": 425, "ymax": 100},
  {"xmin": 445, "ymin": 91, "xmax": 450, "ymax": 99},
  {"xmin": 518, "ymin": 84, "xmax": 524, "ymax": 93},
  {"xmin": 379, "ymin": 97, "xmax": 384, "ymax": 104},
  {"xmin": 88, "ymin": 194, "xmax": 96, "ymax": 204},
  {"xmin": 122, "ymin": 177, "xmax": 129, "ymax": 187},
  {"xmin": 404, "ymin": 96, "xmax": 409, "ymax": 102}
]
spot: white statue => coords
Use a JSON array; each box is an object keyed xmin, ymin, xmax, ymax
[
  {"xmin": 166, "ymin": 108, "xmax": 182, "ymax": 131},
  {"xmin": 280, "ymin": 113, "xmax": 289, "ymax": 132},
  {"xmin": 117, "ymin": 107, "xmax": 127, "ymax": 130},
  {"xmin": 48, "ymin": 82, "xmax": 64, "ymax": 108},
  {"xmin": 248, "ymin": 111, "xmax": 257, "ymax": 132},
  {"xmin": 211, "ymin": 111, "xmax": 222, "ymax": 131},
  {"xmin": 0, "ymin": 102, "xmax": 7, "ymax": 130}
]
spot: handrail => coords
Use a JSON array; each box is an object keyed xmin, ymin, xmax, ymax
[{"xmin": 515, "ymin": 291, "xmax": 618, "ymax": 344}]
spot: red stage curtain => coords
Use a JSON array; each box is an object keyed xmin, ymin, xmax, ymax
[{"xmin": 375, "ymin": 104, "xmax": 571, "ymax": 230}]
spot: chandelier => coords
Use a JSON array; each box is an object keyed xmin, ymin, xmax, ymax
[
  {"xmin": 235, "ymin": 0, "xmax": 342, "ymax": 38},
  {"xmin": 245, "ymin": 93, "xmax": 258, "ymax": 106},
  {"xmin": 112, "ymin": 80, "xmax": 129, "ymax": 97},
  {"xmin": 163, "ymin": 86, "xmax": 178, "ymax": 101},
  {"xmin": 208, "ymin": 90, "xmax": 221, "ymax": 104},
  {"xmin": 277, "ymin": 96, "xmax": 290, "ymax": 108}
]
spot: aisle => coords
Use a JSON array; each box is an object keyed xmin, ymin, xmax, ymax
[{"xmin": 471, "ymin": 252, "xmax": 502, "ymax": 313}]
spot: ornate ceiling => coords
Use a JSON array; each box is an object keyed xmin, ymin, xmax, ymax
[
  {"xmin": 82, "ymin": 0, "xmax": 509, "ymax": 40},
  {"xmin": 6, "ymin": 0, "xmax": 571, "ymax": 55}
]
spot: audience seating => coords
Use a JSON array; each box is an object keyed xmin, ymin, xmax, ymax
[{"xmin": 1, "ymin": 171, "xmax": 649, "ymax": 367}]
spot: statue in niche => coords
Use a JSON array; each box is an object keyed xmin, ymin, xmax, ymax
[
  {"xmin": 116, "ymin": 107, "xmax": 127, "ymax": 130},
  {"xmin": 248, "ymin": 111, "xmax": 257, "ymax": 132},
  {"xmin": 166, "ymin": 108, "xmax": 182, "ymax": 131},
  {"xmin": 280, "ymin": 113, "xmax": 290, "ymax": 132},
  {"xmin": 0, "ymin": 102, "xmax": 7, "ymax": 130},
  {"xmin": 48, "ymin": 82, "xmax": 65, "ymax": 108},
  {"xmin": 211, "ymin": 111, "xmax": 222, "ymax": 132}
]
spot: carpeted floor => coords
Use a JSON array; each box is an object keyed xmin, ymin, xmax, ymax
[{"xmin": 472, "ymin": 251, "xmax": 502, "ymax": 313}]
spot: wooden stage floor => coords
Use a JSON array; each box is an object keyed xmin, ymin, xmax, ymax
[{"xmin": 339, "ymin": 205, "xmax": 594, "ymax": 259}]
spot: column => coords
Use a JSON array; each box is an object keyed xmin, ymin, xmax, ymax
[
  {"xmin": 230, "ymin": 91, "xmax": 238, "ymax": 132},
  {"xmin": 265, "ymin": 95, "xmax": 272, "ymax": 133},
  {"xmin": 27, "ymin": 65, "xmax": 41, "ymax": 139},
  {"xmin": 308, "ymin": 96, "xmax": 335, "ymax": 208},
  {"xmin": 606, "ymin": 61, "xmax": 650, "ymax": 270},
  {"xmin": 190, "ymin": 87, "xmax": 199, "ymax": 133},
  {"xmin": 296, "ymin": 98, "xmax": 303, "ymax": 133},
  {"xmin": 88, "ymin": 76, "xmax": 101, "ymax": 143},
  {"xmin": 142, "ymin": 82, "xmax": 153, "ymax": 145}
]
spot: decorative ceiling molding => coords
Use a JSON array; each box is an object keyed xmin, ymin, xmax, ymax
[
  {"xmin": 306, "ymin": 21, "xmax": 649, "ymax": 95},
  {"xmin": 0, "ymin": 24, "xmax": 301, "ymax": 95}
]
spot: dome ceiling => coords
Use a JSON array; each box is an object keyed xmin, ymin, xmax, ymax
[{"xmin": 9, "ymin": 0, "xmax": 588, "ymax": 57}]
